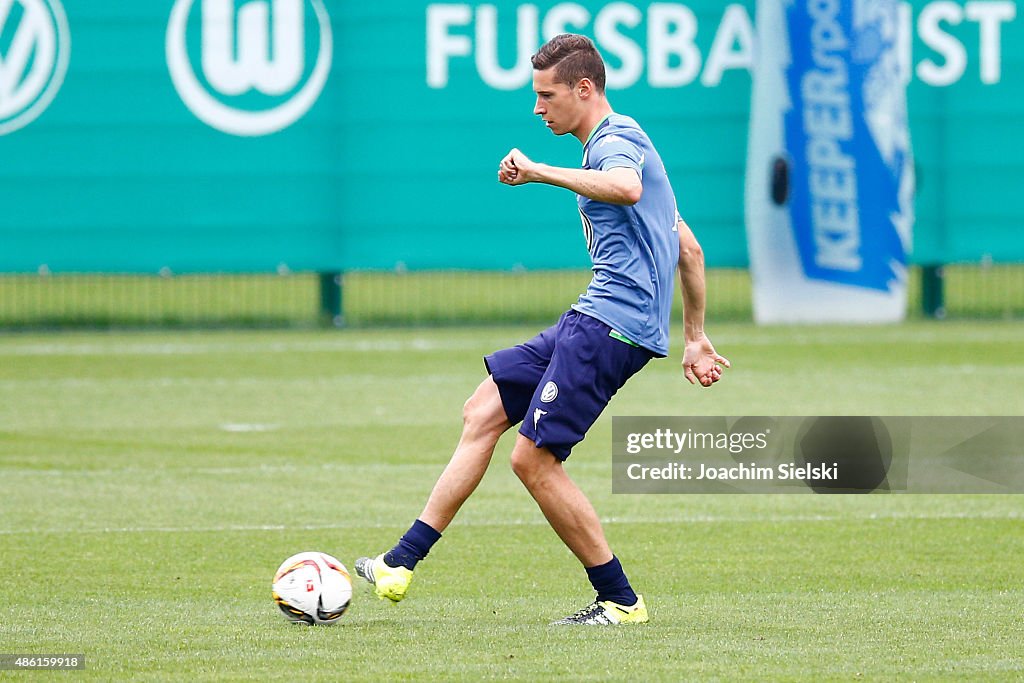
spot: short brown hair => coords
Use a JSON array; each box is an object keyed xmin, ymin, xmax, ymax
[{"xmin": 531, "ymin": 34, "xmax": 606, "ymax": 93}]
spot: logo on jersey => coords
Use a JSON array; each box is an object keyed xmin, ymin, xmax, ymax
[
  {"xmin": 0, "ymin": 0, "xmax": 70, "ymax": 136},
  {"xmin": 598, "ymin": 134, "xmax": 624, "ymax": 148},
  {"xmin": 533, "ymin": 408, "xmax": 547, "ymax": 430},
  {"xmin": 578, "ymin": 209, "xmax": 594, "ymax": 254},
  {"xmin": 166, "ymin": 0, "xmax": 332, "ymax": 136},
  {"xmin": 540, "ymin": 381, "xmax": 558, "ymax": 403}
]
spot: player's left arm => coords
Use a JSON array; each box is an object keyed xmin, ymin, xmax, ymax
[
  {"xmin": 498, "ymin": 148, "xmax": 642, "ymax": 205},
  {"xmin": 677, "ymin": 216, "xmax": 730, "ymax": 387}
]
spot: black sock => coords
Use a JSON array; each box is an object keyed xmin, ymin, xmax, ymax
[
  {"xmin": 383, "ymin": 519, "xmax": 441, "ymax": 570},
  {"xmin": 585, "ymin": 556, "xmax": 638, "ymax": 606}
]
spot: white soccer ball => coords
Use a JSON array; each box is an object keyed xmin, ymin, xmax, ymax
[{"xmin": 272, "ymin": 551, "xmax": 352, "ymax": 625}]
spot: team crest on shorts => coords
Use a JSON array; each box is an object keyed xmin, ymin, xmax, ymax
[{"xmin": 540, "ymin": 381, "xmax": 558, "ymax": 403}]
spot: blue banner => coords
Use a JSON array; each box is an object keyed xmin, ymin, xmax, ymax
[
  {"xmin": 783, "ymin": 0, "xmax": 912, "ymax": 292},
  {"xmin": 746, "ymin": 0, "xmax": 913, "ymax": 323}
]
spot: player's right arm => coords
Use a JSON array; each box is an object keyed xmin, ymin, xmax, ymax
[
  {"xmin": 676, "ymin": 216, "xmax": 730, "ymax": 387},
  {"xmin": 498, "ymin": 148, "xmax": 642, "ymax": 205}
]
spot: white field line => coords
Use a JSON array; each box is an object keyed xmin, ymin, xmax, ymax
[
  {"xmin": 219, "ymin": 423, "xmax": 279, "ymax": 432},
  {"xmin": 0, "ymin": 374, "xmax": 468, "ymax": 389},
  {"xmin": 0, "ymin": 338, "xmax": 486, "ymax": 357},
  {"xmin": 2, "ymin": 366, "xmax": 1023, "ymax": 393},
  {"xmin": 0, "ymin": 511, "xmax": 1020, "ymax": 536},
  {"xmin": 0, "ymin": 327, "xmax": 1022, "ymax": 358},
  {"xmin": 711, "ymin": 328, "xmax": 1024, "ymax": 346},
  {"xmin": 0, "ymin": 463, "xmax": 447, "ymax": 477}
]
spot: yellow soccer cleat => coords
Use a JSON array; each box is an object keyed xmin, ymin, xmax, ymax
[
  {"xmin": 551, "ymin": 594, "xmax": 649, "ymax": 625},
  {"xmin": 354, "ymin": 554, "xmax": 414, "ymax": 603}
]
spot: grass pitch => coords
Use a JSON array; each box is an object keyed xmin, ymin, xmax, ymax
[{"xmin": 0, "ymin": 322, "xmax": 1022, "ymax": 680}]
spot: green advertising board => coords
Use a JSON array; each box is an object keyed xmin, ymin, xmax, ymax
[{"xmin": 0, "ymin": 1, "xmax": 1021, "ymax": 273}]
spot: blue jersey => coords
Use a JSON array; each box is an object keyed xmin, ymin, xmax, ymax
[{"xmin": 571, "ymin": 114, "xmax": 679, "ymax": 357}]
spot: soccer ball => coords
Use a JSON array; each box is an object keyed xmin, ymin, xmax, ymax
[{"xmin": 272, "ymin": 552, "xmax": 352, "ymax": 625}]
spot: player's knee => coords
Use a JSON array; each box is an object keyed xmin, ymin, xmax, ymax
[
  {"xmin": 510, "ymin": 443, "xmax": 552, "ymax": 486},
  {"xmin": 462, "ymin": 392, "xmax": 505, "ymax": 442},
  {"xmin": 509, "ymin": 447, "xmax": 535, "ymax": 483}
]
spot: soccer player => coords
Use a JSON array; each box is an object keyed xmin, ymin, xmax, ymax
[{"xmin": 356, "ymin": 33, "xmax": 729, "ymax": 625}]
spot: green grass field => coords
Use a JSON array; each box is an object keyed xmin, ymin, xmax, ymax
[{"xmin": 1, "ymin": 322, "xmax": 1022, "ymax": 680}]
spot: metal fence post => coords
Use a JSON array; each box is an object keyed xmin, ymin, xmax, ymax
[
  {"xmin": 921, "ymin": 265, "xmax": 946, "ymax": 319},
  {"xmin": 319, "ymin": 272, "xmax": 344, "ymax": 327}
]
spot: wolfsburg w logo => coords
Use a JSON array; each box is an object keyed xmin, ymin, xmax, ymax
[
  {"xmin": 166, "ymin": 0, "xmax": 332, "ymax": 136},
  {"xmin": 0, "ymin": 0, "xmax": 70, "ymax": 136}
]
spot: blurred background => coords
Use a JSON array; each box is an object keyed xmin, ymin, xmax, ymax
[{"xmin": 1, "ymin": 0, "xmax": 1021, "ymax": 328}]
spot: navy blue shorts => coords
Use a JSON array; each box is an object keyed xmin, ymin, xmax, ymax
[{"xmin": 483, "ymin": 310, "xmax": 653, "ymax": 461}]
